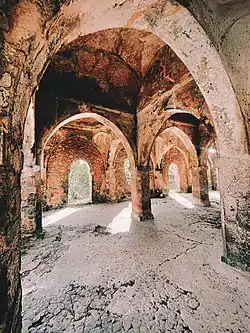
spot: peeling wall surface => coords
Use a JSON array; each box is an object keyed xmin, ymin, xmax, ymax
[
  {"xmin": 46, "ymin": 135, "xmax": 106, "ymax": 208},
  {"xmin": 0, "ymin": 0, "xmax": 250, "ymax": 331}
]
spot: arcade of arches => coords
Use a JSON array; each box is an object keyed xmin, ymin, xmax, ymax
[{"xmin": 1, "ymin": 0, "xmax": 250, "ymax": 332}]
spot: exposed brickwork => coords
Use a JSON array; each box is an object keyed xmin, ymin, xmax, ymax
[
  {"xmin": 1, "ymin": 1, "xmax": 250, "ymax": 331},
  {"xmin": 45, "ymin": 137, "xmax": 106, "ymax": 208}
]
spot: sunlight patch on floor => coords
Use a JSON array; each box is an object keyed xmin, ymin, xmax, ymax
[
  {"xmin": 107, "ymin": 203, "xmax": 132, "ymax": 234},
  {"xmin": 43, "ymin": 207, "xmax": 81, "ymax": 227},
  {"xmin": 169, "ymin": 190, "xmax": 194, "ymax": 209}
]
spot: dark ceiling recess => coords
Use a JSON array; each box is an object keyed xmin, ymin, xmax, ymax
[
  {"xmin": 176, "ymin": 0, "xmax": 191, "ymax": 8},
  {"xmin": 169, "ymin": 112, "xmax": 200, "ymax": 126},
  {"xmin": 38, "ymin": 62, "xmax": 140, "ymax": 114}
]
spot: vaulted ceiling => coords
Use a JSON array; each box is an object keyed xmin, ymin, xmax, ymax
[{"xmin": 38, "ymin": 28, "xmax": 207, "ymax": 116}]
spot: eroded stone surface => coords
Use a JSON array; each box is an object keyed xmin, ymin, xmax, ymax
[
  {"xmin": 1, "ymin": 1, "xmax": 250, "ymax": 332},
  {"xmin": 22, "ymin": 197, "xmax": 250, "ymax": 333}
]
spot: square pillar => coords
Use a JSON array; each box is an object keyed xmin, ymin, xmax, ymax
[
  {"xmin": 21, "ymin": 166, "xmax": 37, "ymax": 236},
  {"xmin": 21, "ymin": 98, "xmax": 37, "ymax": 236},
  {"xmin": 0, "ymin": 166, "xmax": 22, "ymax": 333},
  {"xmin": 131, "ymin": 165, "xmax": 154, "ymax": 221},
  {"xmin": 192, "ymin": 166, "xmax": 210, "ymax": 206},
  {"xmin": 35, "ymin": 169, "xmax": 43, "ymax": 235},
  {"xmin": 216, "ymin": 156, "xmax": 250, "ymax": 272},
  {"xmin": 106, "ymin": 166, "xmax": 117, "ymax": 201}
]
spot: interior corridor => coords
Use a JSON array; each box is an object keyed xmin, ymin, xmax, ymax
[{"xmin": 1, "ymin": 1, "xmax": 250, "ymax": 332}]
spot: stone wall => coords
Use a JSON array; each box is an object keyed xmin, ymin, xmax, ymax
[
  {"xmin": 184, "ymin": 0, "xmax": 250, "ymax": 141},
  {"xmin": 45, "ymin": 137, "xmax": 106, "ymax": 208},
  {"xmin": 1, "ymin": 1, "xmax": 250, "ymax": 332}
]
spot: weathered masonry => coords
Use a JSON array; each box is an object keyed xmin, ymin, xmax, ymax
[{"xmin": 0, "ymin": 0, "xmax": 250, "ymax": 331}]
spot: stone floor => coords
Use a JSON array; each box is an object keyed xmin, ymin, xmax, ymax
[{"xmin": 21, "ymin": 192, "xmax": 250, "ymax": 333}]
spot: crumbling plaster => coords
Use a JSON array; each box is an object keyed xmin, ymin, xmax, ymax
[
  {"xmin": 1, "ymin": 0, "xmax": 250, "ymax": 332},
  {"xmin": 53, "ymin": 0, "xmax": 248, "ymax": 154},
  {"xmin": 182, "ymin": 0, "xmax": 250, "ymax": 140},
  {"xmin": 46, "ymin": 136, "xmax": 106, "ymax": 208}
]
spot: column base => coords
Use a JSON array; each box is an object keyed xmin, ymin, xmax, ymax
[
  {"xmin": 192, "ymin": 197, "xmax": 211, "ymax": 207},
  {"xmin": 0, "ymin": 265, "xmax": 22, "ymax": 333},
  {"xmin": 216, "ymin": 155, "xmax": 250, "ymax": 273},
  {"xmin": 132, "ymin": 210, "xmax": 154, "ymax": 221},
  {"xmin": 221, "ymin": 252, "xmax": 250, "ymax": 273},
  {"xmin": 221, "ymin": 221, "xmax": 250, "ymax": 273}
]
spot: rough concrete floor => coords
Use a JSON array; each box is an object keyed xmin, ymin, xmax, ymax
[{"xmin": 21, "ymin": 193, "xmax": 250, "ymax": 333}]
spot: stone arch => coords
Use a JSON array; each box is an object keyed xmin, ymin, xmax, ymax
[
  {"xmin": 58, "ymin": 0, "xmax": 248, "ymax": 156},
  {"xmin": 161, "ymin": 127, "xmax": 198, "ymax": 168},
  {"xmin": 140, "ymin": 108, "xmax": 201, "ymax": 166},
  {"xmin": 6, "ymin": 1, "xmax": 249, "ymax": 222},
  {"xmin": 93, "ymin": 132, "xmax": 112, "ymax": 167},
  {"xmin": 160, "ymin": 144, "xmax": 189, "ymax": 172},
  {"xmin": 45, "ymin": 136, "xmax": 106, "ymax": 208},
  {"xmin": 42, "ymin": 113, "xmax": 136, "ymax": 204},
  {"xmin": 2, "ymin": 2, "xmax": 250, "ymax": 331},
  {"xmin": 16, "ymin": 2, "xmax": 245, "ymax": 165},
  {"xmin": 161, "ymin": 145, "xmax": 191, "ymax": 193},
  {"xmin": 41, "ymin": 112, "xmax": 136, "ymax": 170},
  {"xmin": 108, "ymin": 140, "xmax": 123, "ymax": 169}
]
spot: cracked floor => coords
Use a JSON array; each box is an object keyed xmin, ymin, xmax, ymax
[{"xmin": 21, "ymin": 193, "xmax": 250, "ymax": 333}]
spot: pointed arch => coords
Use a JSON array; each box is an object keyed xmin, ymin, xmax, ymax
[{"xmin": 41, "ymin": 112, "xmax": 136, "ymax": 170}]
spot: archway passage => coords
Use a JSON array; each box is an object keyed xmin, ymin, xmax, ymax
[
  {"xmin": 2, "ymin": 1, "xmax": 250, "ymax": 332},
  {"xmin": 33, "ymin": 23, "xmax": 248, "ymax": 267},
  {"xmin": 43, "ymin": 124, "xmax": 106, "ymax": 210},
  {"xmin": 38, "ymin": 111, "xmax": 137, "ymax": 217},
  {"xmin": 168, "ymin": 163, "xmax": 180, "ymax": 192},
  {"xmin": 68, "ymin": 160, "xmax": 92, "ymax": 205},
  {"xmin": 150, "ymin": 124, "xmax": 210, "ymax": 206}
]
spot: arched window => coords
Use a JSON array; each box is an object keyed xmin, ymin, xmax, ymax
[
  {"xmin": 168, "ymin": 163, "xmax": 180, "ymax": 192},
  {"xmin": 68, "ymin": 160, "xmax": 92, "ymax": 204}
]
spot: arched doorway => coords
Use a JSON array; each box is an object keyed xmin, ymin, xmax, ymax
[
  {"xmin": 68, "ymin": 160, "xmax": 92, "ymax": 205},
  {"xmin": 168, "ymin": 163, "xmax": 180, "ymax": 193}
]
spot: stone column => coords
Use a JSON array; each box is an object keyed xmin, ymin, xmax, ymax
[
  {"xmin": 149, "ymin": 168, "xmax": 155, "ymax": 191},
  {"xmin": 21, "ymin": 166, "xmax": 38, "ymax": 236},
  {"xmin": 179, "ymin": 166, "xmax": 189, "ymax": 193},
  {"xmin": 35, "ymin": 168, "xmax": 43, "ymax": 235},
  {"xmin": 21, "ymin": 99, "xmax": 37, "ymax": 236},
  {"xmin": 154, "ymin": 170, "xmax": 166, "ymax": 191},
  {"xmin": 192, "ymin": 166, "xmax": 210, "ymax": 206},
  {"xmin": 131, "ymin": 165, "xmax": 154, "ymax": 220},
  {"xmin": 211, "ymin": 167, "xmax": 218, "ymax": 191},
  {"xmin": 0, "ymin": 121, "xmax": 22, "ymax": 333},
  {"xmin": 106, "ymin": 166, "xmax": 117, "ymax": 201},
  {"xmin": 216, "ymin": 156, "xmax": 250, "ymax": 272}
]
